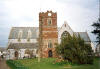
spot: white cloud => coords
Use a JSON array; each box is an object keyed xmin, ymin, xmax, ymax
[
  {"xmin": 0, "ymin": 0, "xmax": 98, "ymax": 46},
  {"xmin": 3, "ymin": 0, "xmax": 98, "ymax": 28}
]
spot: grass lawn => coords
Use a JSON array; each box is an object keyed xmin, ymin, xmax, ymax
[{"xmin": 7, "ymin": 58, "xmax": 100, "ymax": 69}]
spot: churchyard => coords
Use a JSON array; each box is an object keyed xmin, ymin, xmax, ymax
[{"xmin": 7, "ymin": 57, "xmax": 100, "ymax": 69}]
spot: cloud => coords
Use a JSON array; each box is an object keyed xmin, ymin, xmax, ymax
[
  {"xmin": 0, "ymin": 0, "xmax": 98, "ymax": 47},
  {"xmin": 56, "ymin": 0, "xmax": 98, "ymax": 31}
]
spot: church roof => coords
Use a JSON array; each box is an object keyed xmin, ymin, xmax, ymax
[
  {"xmin": 8, "ymin": 27, "xmax": 91, "ymax": 42},
  {"xmin": 74, "ymin": 32, "xmax": 91, "ymax": 42},
  {"xmin": 8, "ymin": 43, "xmax": 38, "ymax": 49},
  {"xmin": 9, "ymin": 27, "xmax": 39, "ymax": 39},
  {"xmin": 9, "ymin": 27, "xmax": 60, "ymax": 39}
]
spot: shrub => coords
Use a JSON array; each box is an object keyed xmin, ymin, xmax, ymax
[{"xmin": 56, "ymin": 34, "xmax": 94, "ymax": 64}]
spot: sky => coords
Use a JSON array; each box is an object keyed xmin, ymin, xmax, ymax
[{"xmin": 0, "ymin": 0, "xmax": 99, "ymax": 47}]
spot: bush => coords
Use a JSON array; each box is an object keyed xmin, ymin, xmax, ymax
[
  {"xmin": 56, "ymin": 34, "xmax": 94, "ymax": 64},
  {"xmin": 6, "ymin": 60, "xmax": 29, "ymax": 69}
]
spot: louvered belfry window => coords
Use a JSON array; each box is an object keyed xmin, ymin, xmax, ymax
[{"xmin": 48, "ymin": 18, "xmax": 52, "ymax": 26}]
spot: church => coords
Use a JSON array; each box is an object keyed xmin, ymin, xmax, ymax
[{"xmin": 7, "ymin": 11, "xmax": 93, "ymax": 59}]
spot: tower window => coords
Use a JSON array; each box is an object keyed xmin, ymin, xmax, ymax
[
  {"xmin": 48, "ymin": 19, "xmax": 52, "ymax": 26},
  {"xmin": 48, "ymin": 40, "xmax": 52, "ymax": 48}
]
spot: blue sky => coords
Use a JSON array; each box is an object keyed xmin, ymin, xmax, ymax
[{"xmin": 0, "ymin": 0, "xmax": 99, "ymax": 47}]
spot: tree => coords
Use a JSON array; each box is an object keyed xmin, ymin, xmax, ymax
[
  {"xmin": 56, "ymin": 34, "xmax": 94, "ymax": 64},
  {"xmin": 92, "ymin": 18, "xmax": 100, "ymax": 44}
]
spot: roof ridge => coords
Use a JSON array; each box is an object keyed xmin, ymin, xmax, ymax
[
  {"xmin": 12, "ymin": 27, "xmax": 38, "ymax": 28},
  {"xmin": 74, "ymin": 32, "xmax": 87, "ymax": 33}
]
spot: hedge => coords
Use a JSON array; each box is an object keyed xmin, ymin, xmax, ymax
[{"xmin": 6, "ymin": 60, "xmax": 29, "ymax": 69}]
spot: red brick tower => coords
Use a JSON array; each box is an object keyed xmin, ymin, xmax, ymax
[{"xmin": 39, "ymin": 11, "xmax": 58, "ymax": 58}]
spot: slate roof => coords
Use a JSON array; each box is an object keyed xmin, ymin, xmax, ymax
[
  {"xmin": 9, "ymin": 27, "xmax": 91, "ymax": 42},
  {"xmin": 9, "ymin": 27, "xmax": 39, "ymax": 39},
  {"xmin": 8, "ymin": 43, "xmax": 38, "ymax": 49},
  {"xmin": 74, "ymin": 32, "xmax": 91, "ymax": 42},
  {"xmin": 9, "ymin": 27, "xmax": 60, "ymax": 39}
]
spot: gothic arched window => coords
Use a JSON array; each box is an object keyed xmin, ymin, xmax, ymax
[
  {"xmin": 18, "ymin": 30, "xmax": 23, "ymax": 38},
  {"xmin": 27, "ymin": 30, "xmax": 31, "ymax": 42},
  {"xmin": 61, "ymin": 31, "xmax": 69, "ymax": 39},
  {"xmin": 18, "ymin": 30, "xmax": 23, "ymax": 42}
]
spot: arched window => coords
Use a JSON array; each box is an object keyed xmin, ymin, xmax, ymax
[
  {"xmin": 18, "ymin": 30, "xmax": 23, "ymax": 38},
  {"xmin": 48, "ymin": 18, "xmax": 52, "ymax": 26},
  {"xmin": 27, "ymin": 30, "xmax": 31, "ymax": 41},
  {"xmin": 18, "ymin": 30, "xmax": 23, "ymax": 42},
  {"xmin": 61, "ymin": 31, "xmax": 69, "ymax": 39},
  {"xmin": 48, "ymin": 40, "xmax": 52, "ymax": 48}
]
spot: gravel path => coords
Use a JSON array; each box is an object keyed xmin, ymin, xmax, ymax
[{"xmin": 0, "ymin": 60, "xmax": 10, "ymax": 69}]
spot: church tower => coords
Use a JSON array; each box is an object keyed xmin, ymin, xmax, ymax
[{"xmin": 39, "ymin": 11, "xmax": 58, "ymax": 58}]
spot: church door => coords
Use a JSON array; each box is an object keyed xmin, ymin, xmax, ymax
[{"xmin": 48, "ymin": 50, "xmax": 52, "ymax": 57}]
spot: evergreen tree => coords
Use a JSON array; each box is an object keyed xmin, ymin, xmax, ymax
[
  {"xmin": 56, "ymin": 34, "xmax": 94, "ymax": 64},
  {"xmin": 92, "ymin": 18, "xmax": 100, "ymax": 44}
]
